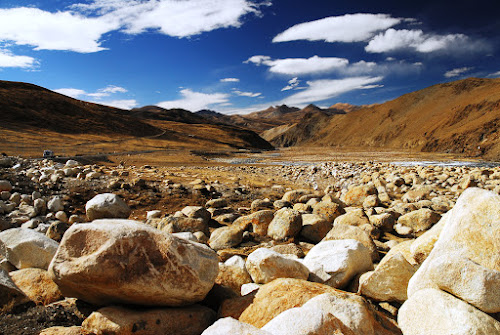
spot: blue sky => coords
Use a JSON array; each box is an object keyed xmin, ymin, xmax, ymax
[{"xmin": 0, "ymin": 0, "xmax": 499, "ymax": 114}]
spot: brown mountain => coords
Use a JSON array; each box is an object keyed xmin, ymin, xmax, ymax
[
  {"xmin": 0, "ymin": 80, "xmax": 273, "ymax": 156},
  {"xmin": 272, "ymin": 77, "xmax": 500, "ymax": 159},
  {"xmin": 0, "ymin": 80, "xmax": 159, "ymax": 137}
]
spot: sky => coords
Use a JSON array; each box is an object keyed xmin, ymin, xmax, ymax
[{"xmin": 0, "ymin": 0, "xmax": 499, "ymax": 114}]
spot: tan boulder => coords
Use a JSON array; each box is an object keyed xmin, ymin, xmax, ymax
[
  {"xmin": 49, "ymin": 219, "xmax": 219, "ymax": 306},
  {"xmin": 208, "ymin": 225, "xmax": 244, "ymax": 251},
  {"xmin": 201, "ymin": 317, "xmax": 272, "ymax": 335},
  {"xmin": 10, "ymin": 268, "xmax": 63, "ymax": 305},
  {"xmin": 233, "ymin": 210, "xmax": 274, "ymax": 236},
  {"xmin": 267, "ymin": 208, "xmax": 302, "ymax": 241},
  {"xmin": 216, "ymin": 256, "xmax": 252, "ymax": 294},
  {"xmin": 334, "ymin": 209, "xmax": 370, "ymax": 227},
  {"xmin": 245, "ymin": 248, "xmax": 309, "ymax": 284},
  {"xmin": 82, "ymin": 304, "xmax": 216, "ymax": 335},
  {"xmin": 409, "ymin": 213, "xmax": 447, "ymax": 264},
  {"xmin": 85, "ymin": 193, "xmax": 130, "ymax": 221},
  {"xmin": 398, "ymin": 288, "xmax": 500, "ymax": 335},
  {"xmin": 322, "ymin": 223, "xmax": 379, "ymax": 262},
  {"xmin": 358, "ymin": 253, "xmax": 416, "ymax": 303},
  {"xmin": 238, "ymin": 278, "xmax": 400, "ymax": 334},
  {"xmin": 39, "ymin": 326, "xmax": 82, "ymax": 335},
  {"xmin": 300, "ymin": 214, "xmax": 332, "ymax": 243},
  {"xmin": 0, "ymin": 268, "xmax": 28, "ymax": 308},
  {"xmin": 408, "ymin": 188, "xmax": 500, "ymax": 313},
  {"xmin": 396, "ymin": 208, "xmax": 441, "ymax": 234},
  {"xmin": 343, "ymin": 184, "xmax": 376, "ymax": 207},
  {"xmin": 312, "ymin": 202, "xmax": 345, "ymax": 223}
]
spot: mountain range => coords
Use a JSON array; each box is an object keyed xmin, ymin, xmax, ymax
[{"xmin": 1, "ymin": 77, "xmax": 500, "ymax": 159}]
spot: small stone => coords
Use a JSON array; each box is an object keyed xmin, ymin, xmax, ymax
[
  {"xmin": 267, "ymin": 208, "xmax": 302, "ymax": 241},
  {"xmin": 85, "ymin": 193, "xmax": 131, "ymax": 221}
]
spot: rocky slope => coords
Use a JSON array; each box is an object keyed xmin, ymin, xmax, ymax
[{"xmin": 269, "ymin": 78, "xmax": 500, "ymax": 159}]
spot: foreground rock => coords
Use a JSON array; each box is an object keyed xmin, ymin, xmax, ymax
[
  {"xmin": 0, "ymin": 228, "xmax": 59, "ymax": 270},
  {"xmin": 407, "ymin": 188, "xmax": 500, "ymax": 313},
  {"xmin": 303, "ymin": 240, "xmax": 373, "ymax": 289},
  {"xmin": 85, "ymin": 193, "xmax": 131, "ymax": 221},
  {"xmin": 237, "ymin": 278, "xmax": 400, "ymax": 334},
  {"xmin": 202, "ymin": 317, "xmax": 272, "ymax": 335},
  {"xmin": 0, "ymin": 268, "xmax": 28, "ymax": 308},
  {"xmin": 49, "ymin": 219, "xmax": 219, "ymax": 306},
  {"xmin": 398, "ymin": 288, "xmax": 500, "ymax": 335},
  {"xmin": 82, "ymin": 305, "xmax": 216, "ymax": 335},
  {"xmin": 10, "ymin": 268, "xmax": 63, "ymax": 305},
  {"xmin": 245, "ymin": 248, "xmax": 309, "ymax": 284}
]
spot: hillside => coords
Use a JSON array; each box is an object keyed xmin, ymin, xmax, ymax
[
  {"xmin": 273, "ymin": 78, "xmax": 500, "ymax": 159},
  {"xmin": 0, "ymin": 80, "xmax": 273, "ymax": 157},
  {"xmin": 0, "ymin": 81, "xmax": 159, "ymax": 137}
]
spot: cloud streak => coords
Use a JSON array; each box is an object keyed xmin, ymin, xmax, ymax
[
  {"xmin": 273, "ymin": 13, "xmax": 402, "ymax": 43},
  {"xmin": 53, "ymin": 85, "xmax": 136, "ymax": 109},
  {"xmin": 157, "ymin": 89, "xmax": 230, "ymax": 111},
  {"xmin": 444, "ymin": 67, "xmax": 473, "ymax": 78},
  {"xmin": 0, "ymin": 49, "xmax": 37, "ymax": 68},
  {"xmin": 282, "ymin": 76, "xmax": 383, "ymax": 106}
]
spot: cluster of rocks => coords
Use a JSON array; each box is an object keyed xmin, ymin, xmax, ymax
[{"xmin": 0, "ymin": 155, "xmax": 499, "ymax": 334}]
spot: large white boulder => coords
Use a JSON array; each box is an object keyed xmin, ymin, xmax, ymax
[
  {"xmin": 202, "ymin": 317, "xmax": 272, "ymax": 335},
  {"xmin": 303, "ymin": 240, "xmax": 373, "ymax": 289},
  {"xmin": 48, "ymin": 219, "xmax": 219, "ymax": 306},
  {"xmin": 398, "ymin": 288, "xmax": 500, "ymax": 335},
  {"xmin": 0, "ymin": 228, "xmax": 59, "ymax": 270},
  {"xmin": 245, "ymin": 248, "xmax": 309, "ymax": 284},
  {"xmin": 85, "ymin": 193, "xmax": 131, "ymax": 221},
  {"xmin": 408, "ymin": 188, "xmax": 500, "ymax": 314}
]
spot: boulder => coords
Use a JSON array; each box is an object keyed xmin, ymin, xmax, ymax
[
  {"xmin": 158, "ymin": 216, "xmax": 209, "ymax": 236},
  {"xmin": 334, "ymin": 208, "xmax": 370, "ymax": 227},
  {"xmin": 238, "ymin": 278, "xmax": 400, "ymax": 334},
  {"xmin": 396, "ymin": 208, "xmax": 441, "ymax": 234},
  {"xmin": 0, "ymin": 180, "xmax": 13, "ymax": 192},
  {"xmin": 343, "ymin": 185, "xmax": 376, "ymax": 207},
  {"xmin": 181, "ymin": 206, "xmax": 211, "ymax": 224},
  {"xmin": 368, "ymin": 213, "xmax": 395, "ymax": 232},
  {"xmin": 216, "ymin": 256, "xmax": 252, "ymax": 294},
  {"xmin": 409, "ymin": 214, "xmax": 446, "ymax": 264},
  {"xmin": 282, "ymin": 189, "xmax": 310, "ymax": 203},
  {"xmin": 303, "ymin": 240, "xmax": 373, "ymax": 289},
  {"xmin": 10, "ymin": 268, "xmax": 63, "ymax": 305},
  {"xmin": 407, "ymin": 188, "xmax": 500, "ymax": 314},
  {"xmin": 82, "ymin": 305, "xmax": 216, "ymax": 335},
  {"xmin": 201, "ymin": 317, "xmax": 272, "ymax": 335},
  {"xmin": 233, "ymin": 210, "xmax": 274, "ymax": 236},
  {"xmin": 312, "ymin": 202, "xmax": 344, "ymax": 223},
  {"xmin": 245, "ymin": 248, "xmax": 309, "ymax": 284},
  {"xmin": 39, "ymin": 326, "xmax": 82, "ymax": 335},
  {"xmin": 267, "ymin": 208, "xmax": 302, "ymax": 241},
  {"xmin": 47, "ymin": 196, "xmax": 64, "ymax": 213},
  {"xmin": 262, "ymin": 295, "xmax": 356, "ymax": 335},
  {"xmin": 358, "ymin": 253, "xmax": 416, "ymax": 303},
  {"xmin": 0, "ymin": 268, "xmax": 28, "ymax": 308},
  {"xmin": 0, "ymin": 228, "xmax": 59, "ymax": 269},
  {"xmin": 398, "ymin": 288, "xmax": 500, "ymax": 335},
  {"xmin": 322, "ymin": 223, "xmax": 379, "ymax": 261},
  {"xmin": 48, "ymin": 219, "xmax": 219, "ymax": 306},
  {"xmin": 85, "ymin": 193, "xmax": 131, "ymax": 221},
  {"xmin": 209, "ymin": 226, "xmax": 244, "ymax": 251},
  {"xmin": 300, "ymin": 214, "xmax": 331, "ymax": 243}
]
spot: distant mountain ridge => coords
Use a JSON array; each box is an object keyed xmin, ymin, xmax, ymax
[{"xmin": 265, "ymin": 77, "xmax": 500, "ymax": 159}]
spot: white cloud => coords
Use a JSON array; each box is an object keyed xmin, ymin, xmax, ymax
[
  {"xmin": 74, "ymin": 0, "xmax": 267, "ymax": 37},
  {"xmin": 53, "ymin": 88, "xmax": 87, "ymax": 99},
  {"xmin": 282, "ymin": 76, "xmax": 383, "ymax": 106},
  {"xmin": 365, "ymin": 29, "xmax": 482, "ymax": 54},
  {"xmin": 220, "ymin": 78, "xmax": 240, "ymax": 83},
  {"xmin": 0, "ymin": 49, "xmax": 37, "ymax": 68},
  {"xmin": 157, "ymin": 89, "xmax": 230, "ymax": 111},
  {"xmin": 281, "ymin": 77, "xmax": 300, "ymax": 91},
  {"xmin": 488, "ymin": 71, "xmax": 500, "ymax": 78},
  {"xmin": 444, "ymin": 67, "xmax": 473, "ymax": 78},
  {"xmin": 53, "ymin": 85, "xmax": 130, "ymax": 102},
  {"xmin": 232, "ymin": 89, "xmax": 261, "ymax": 97},
  {"xmin": 245, "ymin": 55, "xmax": 421, "ymax": 77},
  {"xmin": 245, "ymin": 55, "xmax": 349, "ymax": 75},
  {"xmin": 96, "ymin": 99, "xmax": 138, "ymax": 109},
  {"xmin": 0, "ymin": 7, "xmax": 118, "ymax": 53},
  {"xmin": 273, "ymin": 13, "xmax": 402, "ymax": 43},
  {"xmin": 0, "ymin": 0, "xmax": 268, "ymax": 55}
]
